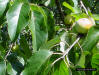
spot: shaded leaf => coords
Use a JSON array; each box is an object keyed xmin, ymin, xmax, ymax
[{"xmin": 20, "ymin": 36, "xmax": 32, "ymax": 58}]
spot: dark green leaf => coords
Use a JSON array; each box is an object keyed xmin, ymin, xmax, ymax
[{"xmin": 20, "ymin": 36, "xmax": 32, "ymax": 58}]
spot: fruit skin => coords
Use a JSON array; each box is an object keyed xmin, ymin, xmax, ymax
[
  {"xmin": 64, "ymin": 15, "xmax": 74, "ymax": 25},
  {"xmin": 12, "ymin": 45, "xmax": 19, "ymax": 51},
  {"xmin": 74, "ymin": 18, "xmax": 95, "ymax": 33}
]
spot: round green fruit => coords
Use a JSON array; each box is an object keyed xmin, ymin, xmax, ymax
[
  {"xmin": 12, "ymin": 45, "xmax": 19, "ymax": 51},
  {"xmin": 64, "ymin": 15, "xmax": 74, "ymax": 25},
  {"xmin": 74, "ymin": 18, "xmax": 95, "ymax": 33}
]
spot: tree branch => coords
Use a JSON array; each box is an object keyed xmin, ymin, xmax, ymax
[{"xmin": 51, "ymin": 37, "xmax": 80, "ymax": 66}]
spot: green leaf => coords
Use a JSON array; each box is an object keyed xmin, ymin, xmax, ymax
[
  {"xmin": 71, "ymin": 13, "xmax": 88, "ymax": 21},
  {"xmin": 82, "ymin": 26, "xmax": 99, "ymax": 52},
  {"xmin": 63, "ymin": 2, "xmax": 80, "ymax": 13},
  {"xmin": 93, "ymin": 14, "xmax": 99, "ymax": 20},
  {"xmin": 20, "ymin": 36, "xmax": 32, "ymax": 58},
  {"xmin": 72, "ymin": 0, "xmax": 78, "ymax": 7},
  {"xmin": 21, "ymin": 50, "xmax": 53, "ymax": 75},
  {"xmin": 0, "ymin": 61, "xmax": 6, "ymax": 75},
  {"xmin": 0, "ymin": 0, "xmax": 9, "ymax": 17},
  {"xmin": 52, "ymin": 61, "xmax": 72, "ymax": 75},
  {"xmin": 6, "ymin": 1, "xmax": 30, "ymax": 41},
  {"xmin": 63, "ymin": 2, "xmax": 74, "ymax": 13},
  {"xmin": 59, "ymin": 61, "xmax": 71, "ymax": 75},
  {"xmin": 0, "ymin": 45, "xmax": 6, "ymax": 58},
  {"xmin": 7, "ymin": 57, "xmax": 25, "ymax": 75},
  {"xmin": 29, "ymin": 5, "xmax": 48, "ymax": 51},
  {"xmin": 91, "ymin": 53, "xmax": 99, "ymax": 75},
  {"xmin": 39, "ymin": 36, "xmax": 60, "ymax": 50},
  {"xmin": 77, "ymin": 53, "xmax": 85, "ymax": 68},
  {"xmin": 42, "ymin": 7, "xmax": 55, "ymax": 40},
  {"xmin": 7, "ymin": 63, "xmax": 17, "ymax": 75},
  {"xmin": 91, "ymin": 53, "xmax": 99, "ymax": 70}
]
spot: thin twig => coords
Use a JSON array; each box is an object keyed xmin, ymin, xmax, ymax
[
  {"xmin": 4, "ymin": 44, "xmax": 13, "ymax": 60},
  {"xmin": 5, "ymin": 49, "xmax": 11, "ymax": 60},
  {"xmin": 51, "ymin": 37, "xmax": 80, "ymax": 66},
  {"xmin": 51, "ymin": 56, "xmax": 63, "ymax": 66},
  {"xmin": 80, "ymin": 0, "xmax": 89, "ymax": 15},
  {"xmin": 77, "ymin": 42, "xmax": 83, "ymax": 53},
  {"xmin": 62, "ymin": 37, "xmax": 80, "ymax": 57},
  {"xmin": 63, "ymin": 56, "xmax": 69, "ymax": 67}
]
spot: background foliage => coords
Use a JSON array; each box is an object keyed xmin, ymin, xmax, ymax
[{"xmin": 0, "ymin": 0, "xmax": 99, "ymax": 75}]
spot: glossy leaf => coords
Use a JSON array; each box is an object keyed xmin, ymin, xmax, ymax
[
  {"xmin": 29, "ymin": 5, "xmax": 48, "ymax": 51},
  {"xmin": 0, "ymin": 61, "xmax": 6, "ymax": 75},
  {"xmin": 82, "ymin": 26, "xmax": 99, "ymax": 52},
  {"xmin": 63, "ymin": 2, "xmax": 74, "ymax": 13},
  {"xmin": 21, "ymin": 50, "xmax": 53, "ymax": 75},
  {"xmin": 72, "ymin": 0, "xmax": 78, "ymax": 7},
  {"xmin": 0, "ymin": 0, "xmax": 9, "ymax": 17},
  {"xmin": 6, "ymin": 1, "xmax": 30, "ymax": 41},
  {"xmin": 63, "ymin": 2, "xmax": 80, "ymax": 13}
]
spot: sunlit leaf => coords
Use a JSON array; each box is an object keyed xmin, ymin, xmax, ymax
[
  {"xmin": 0, "ymin": 61, "xmax": 6, "ymax": 75},
  {"xmin": 0, "ymin": 0, "xmax": 9, "ymax": 17},
  {"xmin": 6, "ymin": 1, "xmax": 30, "ymax": 41},
  {"xmin": 82, "ymin": 26, "xmax": 99, "ymax": 52},
  {"xmin": 39, "ymin": 36, "xmax": 60, "ymax": 51},
  {"xmin": 29, "ymin": 4, "xmax": 48, "ymax": 51},
  {"xmin": 21, "ymin": 50, "xmax": 53, "ymax": 75}
]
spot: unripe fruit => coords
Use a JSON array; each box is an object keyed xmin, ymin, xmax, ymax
[
  {"xmin": 12, "ymin": 45, "xmax": 19, "ymax": 51},
  {"xmin": 74, "ymin": 18, "xmax": 95, "ymax": 33},
  {"xmin": 64, "ymin": 15, "xmax": 74, "ymax": 25}
]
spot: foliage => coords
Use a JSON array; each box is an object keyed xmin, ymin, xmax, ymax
[{"xmin": 0, "ymin": 0, "xmax": 99, "ymax": 75}]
